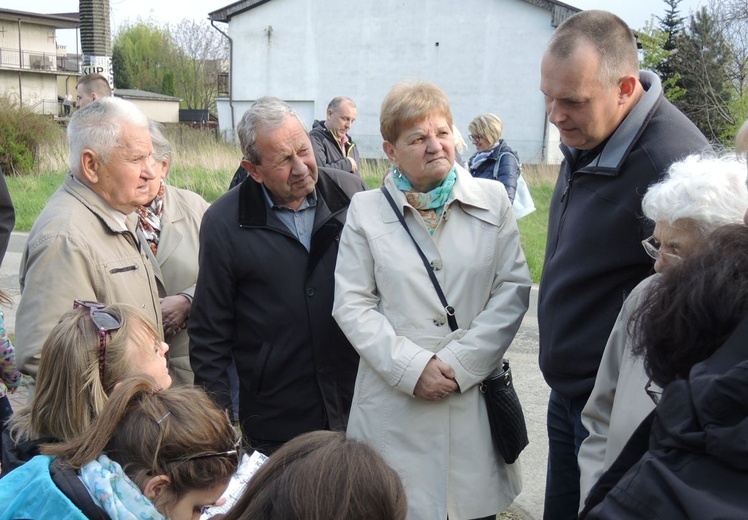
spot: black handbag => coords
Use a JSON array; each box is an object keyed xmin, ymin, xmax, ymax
[
  {"xmin": 379, "ymin": 186, "xmax": 529, "ymax": 464},
  {"xmin": 479, "ymin": 360, "xmax": 529, "ymax": 464}
]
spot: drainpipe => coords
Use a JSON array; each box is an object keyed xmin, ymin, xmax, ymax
[
  {"xmin": 17, "ymin": 19, "xmax": 22, "ymax": 104},
  {"xmin": 210, "ymin": 20, "xmax": 235, "ymax": 139}
]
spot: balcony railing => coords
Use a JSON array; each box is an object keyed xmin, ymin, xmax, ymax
[{"xmin": 0, "ymin": 47, "xmax": 81, "ymax": 73}]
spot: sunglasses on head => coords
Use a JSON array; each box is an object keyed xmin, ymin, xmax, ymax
[{"xmin": 73, "ymin": 300, "xmax": 122, "ymax": 384}]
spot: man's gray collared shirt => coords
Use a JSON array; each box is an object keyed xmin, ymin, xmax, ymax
[{"xmin": 262, "ymin": 186, "xmax": 317, "ymax": 251}]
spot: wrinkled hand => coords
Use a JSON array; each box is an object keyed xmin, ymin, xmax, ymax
[
  {"xmin": 349, "ymin": 157, "xmax": 359, "ymax": 172},
  {"xmin": 414, "ymin": 357, "xmax": 458, "ymax": 401},
  {"xmin": 161, "ymin": 295, "xmax": 191, "ymax": 337}
]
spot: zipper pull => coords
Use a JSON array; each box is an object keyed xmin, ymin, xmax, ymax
[{"xmin": 560, "ymin": 175, "xmax": 572, "ymax": 203}]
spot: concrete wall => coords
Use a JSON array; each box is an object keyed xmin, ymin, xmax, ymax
[
  {"xmin": 219, "ymin": 0, "xmax": 561, "ymax": 163},
  {"xmin": 126, "ymin": 99, "xmax": 180, "ymax": 123},
  {"xmin": 0, "ymin": 70, "xmax": 59, "ymax": 113},
  {"xmin": 0, "ymin": 20, "xmax": 57, "ymax": 55}
]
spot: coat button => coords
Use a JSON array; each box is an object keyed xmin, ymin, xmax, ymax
[
  {"xmin": 306, "ymin": 287, "xmax": 315, "ymax": 297},
  {"xmin": 430, "ymin": 259, "xmax": 443, "ymax": 270},
  {"xmin": 433, "ymin": 315, "xmax": 446, "ymax": 326}
]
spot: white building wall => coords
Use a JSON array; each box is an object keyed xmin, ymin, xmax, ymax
[
  {"xmin": 127, "ymin": 99, "xmax": 180, "ymax": 123},
  {"xmin": 220, "ymin": 0, "xmax": 562, "ymax": 163}
]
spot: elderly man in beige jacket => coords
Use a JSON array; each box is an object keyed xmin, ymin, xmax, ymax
[{"xmin": 15, "ymin": 97, "xmax": 162, "ymax": 379}]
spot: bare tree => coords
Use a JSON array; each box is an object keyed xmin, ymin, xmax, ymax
[{"xmin": 168, "ymin": 19, "xmax": 229, "ymax": 111}]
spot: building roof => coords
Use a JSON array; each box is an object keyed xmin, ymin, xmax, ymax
[
  {"xmin": 114, "ymin": 89, "xmax": 182, "ymax": 102},
  {"xmin": 0, "ymin": 8, "xmax": 79, "ymax": 28},
  {"xmin": 209, "ymin": 0, "xmax": 579, "ymax": 24}
]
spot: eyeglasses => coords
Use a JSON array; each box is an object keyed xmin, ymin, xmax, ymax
[
  {"xmin": 73, "ymin": 300, "xmax": 122, "ymax": 384},
  {"xmin": 641, "ymin": 235, "xmax": 680, "ymax": 262},
  {"xmin": 468, "ymin": 134, "xmax": 483, "ymax": 143},
  {"xmin": 644, "ymin": 378, "xmax": 662, "ymax": 405}
]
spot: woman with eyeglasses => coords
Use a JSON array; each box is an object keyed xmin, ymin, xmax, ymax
[
  {"xmin": 2, "ymin": 302, "xmax": 171, "ymax": 476},
  {"xmin": 466, "ymin": 113, "xmax": 521, "ymax": 202},
  {"xmin": 577, "ymin": 154, "xmax": 748, "ymax": 509},
  {"xmin": 580, "ymin": 225, "xmax": 748, "ymax": 519},
  {"xmin": 0, "ymin": 375, "xmax": 239, "ymax": 519}
]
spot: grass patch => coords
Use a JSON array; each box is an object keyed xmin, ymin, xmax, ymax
[{"xmin": 6, "ymin": 136, "xmax": 556, "ymax": 283}]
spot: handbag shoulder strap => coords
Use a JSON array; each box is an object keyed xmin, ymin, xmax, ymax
[
  {"xmin": 379, "ymin": 186, "xmax": 458, "ymax": 331},
  {"xmin": 493, "ymin": 151, "xmax": 520, "ymax": 181}
]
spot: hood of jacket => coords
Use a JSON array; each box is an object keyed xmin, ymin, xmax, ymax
[{"xmin": 654, "ymin": 316, "xmax": 748, "ymax": 471}]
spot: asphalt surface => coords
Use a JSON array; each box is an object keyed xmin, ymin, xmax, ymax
[{"xmin": 0, "ymin": 232, "xmax": 549, "ymax": 519}]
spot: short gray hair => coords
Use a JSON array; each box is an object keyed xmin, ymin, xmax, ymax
[
  {"xmin": 327, "ymin": 96, "xmax": 355, "ymax": 112},
  {"xmin": 68, "ymin": 97, "xmax": 149, "ymax": 176},
  {"xmin": 149, "ymin": 120, "xmax": 173, "ymax": 166},
  {"xmin": 237, "ymin": 97, "xmax": 305, "ymax": 165},
  {"xmin": 643, "ymin": 154, "xmax": 748, "ymax": 234},
  {"xmin": 546, "ymin": 10, "xmax": 639, "ymax": 86}
]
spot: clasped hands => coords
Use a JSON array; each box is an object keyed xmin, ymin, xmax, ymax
[{"xmin": 414, "ymin": 357, "xmax": 458, "ymax": 401}]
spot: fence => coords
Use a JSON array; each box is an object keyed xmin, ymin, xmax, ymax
[{"xmin": 0, "ymin": 47, "xmax": 80, "ymax": 73}]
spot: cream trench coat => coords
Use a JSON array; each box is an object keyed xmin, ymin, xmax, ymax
[
  {"xmin": 142, "ymin": 184, "xmax": 209, "ymax": 385},
  {"xmin": 333, "ymin": 166, "xmax": 531, "ymax": 520},
  {"xmin": 16, "ymin": 174, "xmax": 163, "ymax": 377}
]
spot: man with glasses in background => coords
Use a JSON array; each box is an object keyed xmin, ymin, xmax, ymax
[{"xmin": 15, "ymin": 97, "xmax": 162, "ymax": 382}]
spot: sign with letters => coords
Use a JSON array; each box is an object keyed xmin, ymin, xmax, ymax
[{"xmin": 81, "ymin": 55, "xmax": 114, "ymax": 88}]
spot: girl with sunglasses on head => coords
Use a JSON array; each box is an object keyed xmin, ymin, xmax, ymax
[
  {"xmin": 0, "ymin": 375, "xmax": 239, "ymax": 519},
  {"xmin": 2, "ymin": 302, "xmax": 171, "ymax": 475}
]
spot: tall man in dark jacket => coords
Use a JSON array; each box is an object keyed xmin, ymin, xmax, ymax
[
  {"xmin": 309, "ymin": 96, "xmax": 361, "ymax": 176},
  {"xmin": 537, "ymin": 10, "xmax": 710, "ymax": 519},
  {"xmin": 190, "ymin": 97, "xmax": 367, "ymax": 455}
]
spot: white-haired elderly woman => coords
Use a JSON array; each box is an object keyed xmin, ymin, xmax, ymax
[
  {"xmin": 137, "ymin": 121, "xmax": 209, "ymax": 385},
  {"xmin": 332, "ymin": 82, "xmax": 531, "ymax": 520},
  {"xmin": 577, "ymin": 154, "xmax": 748, "ymax": 509}
]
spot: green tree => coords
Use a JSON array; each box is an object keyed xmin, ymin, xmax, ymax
[
  {"xmin": 162, "ymin": 71, "xmax": 176, "ymax": 97},
  {"xmin": 112, "ymin": 22, "xmax": 179, "ymax": 93},
  {"xmin": 672, "ymin": 7, "xmax": 733, "ymax": 142},
  {"xmin": 655, "ymin": 0, "xmax": 685, "ymax": 80},
  {"xmin": 639, "ymin": 20, "xmax": 685, "ymax": 102}
]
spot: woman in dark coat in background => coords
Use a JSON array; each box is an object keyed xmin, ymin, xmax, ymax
[{"xmin": 467, "ymin": 113, "xmax": 520, "ymax": 202}]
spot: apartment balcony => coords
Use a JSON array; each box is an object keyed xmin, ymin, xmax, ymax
[{"xmin": 0, "ymin": 47, "xmax": 80, "ymax": 73}]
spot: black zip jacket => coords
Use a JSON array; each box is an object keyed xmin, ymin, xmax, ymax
[
  {"xmin": 538, "ymin": 71, "xmax": 710, "ymax": 399},
  {"xmin": 190, "ymin": 168, "xmax": 366, "ymax": 444}
]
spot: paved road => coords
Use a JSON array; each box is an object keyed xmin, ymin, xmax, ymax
[{"xmin": 0, "ymin": 232, "xmax": 550, "ymax": 519}]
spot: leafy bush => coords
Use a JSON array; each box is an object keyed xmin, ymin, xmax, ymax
[{"xmin": 0, "ymin": 96, "xmax": 63, "ymax": 175}]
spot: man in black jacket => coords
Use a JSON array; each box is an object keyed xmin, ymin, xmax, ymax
[
  {"xmin": 309, "ymin": 97, "xmax": 360, "ymax": 176},
  {"xmin": 0, "ymin": 167, "xmax": 14, "ymax": 267},
  {"xmin": 189, "ymin": 97, "xmax": 366, "ymax": 455},
  {"xmin": 537, "ymin": 10, "xmax": 710, "ymax": 519}
]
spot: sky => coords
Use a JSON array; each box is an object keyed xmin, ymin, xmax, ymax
[{"xmin": 6, "ymin": 0, "xmax": 706, "ymax": 53}]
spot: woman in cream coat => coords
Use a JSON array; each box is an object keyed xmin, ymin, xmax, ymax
[
  {"xmin": 333, "ymin": 82, "xmax": 531, "ymax": 520},
  {"xmin": 139, "ymin": 122, "xmax": 209, "ymax": 385}
]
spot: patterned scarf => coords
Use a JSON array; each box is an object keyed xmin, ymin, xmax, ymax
[
  {"xmin": 393, "ymin": 166, "xmax": 457, "ymax": 234},
  {"xmin": 79, "ymin": 454, "xmax": 167, "ymax": 520},
  {"xmin": 137, "ymin": 180, "xmax": 165, "ymax": 255},
  {"xmin": 469, "ymin": 142, "xmax": 500, "ymax": 171}
]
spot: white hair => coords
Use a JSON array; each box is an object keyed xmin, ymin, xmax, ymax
[
  {"xmin": 68, "ymin": 97, "xmax": 149, "ymax": 176},
  {"xmin": 643, "ymin": 154, "xmax": 748, "ymax": 234}
]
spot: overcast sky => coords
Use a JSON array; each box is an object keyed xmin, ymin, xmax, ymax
[{"xmin": 6, "ymin": 0, "xmax": 706, "ymax": 52}]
